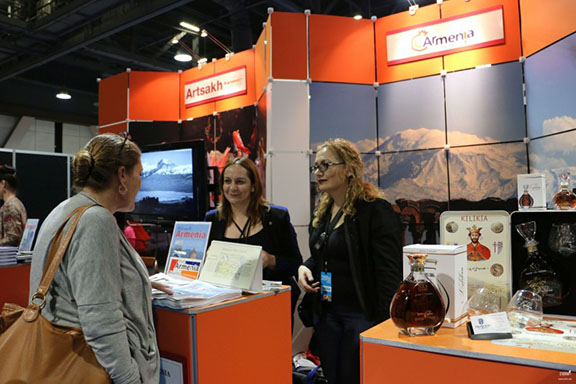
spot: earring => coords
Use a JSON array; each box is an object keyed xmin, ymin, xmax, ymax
[{"xmin": 119, "ymin": 184, "xmax": 128, "ymax": 195}]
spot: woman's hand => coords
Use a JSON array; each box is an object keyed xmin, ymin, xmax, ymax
[
  {"xmin": 151, "ymin": 281, "xmax": 173, "ymax": 295},
  {"xmin": 298, "ymin": 265, "xmax": 320, "ymax": 293},
  {"xmin": 261, "ymin": 250, "xmax": 276, "ymax": 269}
]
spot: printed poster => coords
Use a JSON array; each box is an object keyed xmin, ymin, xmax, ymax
[
  {"xmin": 199, "ymin": 240, "xmax": 262, "ymax": 292},
  {"xmin": 440, "ymin": 211, "xmax": 512, "ymax": 307},
  {"xmin": 19, "ymin": 218, "xmax": 39, "ymax": 252},
  {"xmin": 165, "ymin": 221, "xmax": 211, "ymax": 280}
]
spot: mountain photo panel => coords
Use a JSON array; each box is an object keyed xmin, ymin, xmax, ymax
[
  {"xmin": 379, "ymin": 149, "xmax": 448, "ymax": 246},
  {"xmin": 310, "ymin": 82, "xmax": 377, "ymax": 150},
  {"xmin": 445, "ymin": 62, "xmax": 526, "ymax": 146},
  {"xmin": 525, "ymin": 33, "xmax": 576, "ymax": 139},
  {"xmin": 448, "ymin": 142, "xmax": 528, "ymax": 211},
  {"xmin": 377, "ymin": 75, "xmax": 445, "ymax": 151},
  {"xmin": 528, "ymin": 130, "xmax": 576, "ymax": 208}
]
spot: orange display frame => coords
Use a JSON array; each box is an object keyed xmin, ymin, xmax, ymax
[
  {"xmin": 361, "ymin": 320, "xmax": 576, "ymax": 384},
  {"xmin": 442, "ymin": 0, "xmax": 522, "ymax": 72},
  {"xmin": 0, "ymin": 264, "xmax": 30, "ymax": 308},
  {"xmin": 154, "ymin": 288, "xmax": 292, "ymax": 384}
]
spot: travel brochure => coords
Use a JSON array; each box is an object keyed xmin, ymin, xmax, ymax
[
  {"xmin": 493, "ymin": 317, "xmax": 576, "ymax": 354},
  {"xmin": 164, "ymin": 221, "xmax": 212, "ymax": 280},
  {"xmin": 16, "ymin": 218, "xmax": 39, "ymax": 262},
  {"xmin": 153, "ymin": 223, "xmax": 264, "ymax": 309},
  {"xmin": 150, "ymin": 273, "xmax": 242, "ymax": 309}
]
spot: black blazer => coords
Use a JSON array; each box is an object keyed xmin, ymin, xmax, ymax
[
  {"xmin": 204, "ymin": 205, "xmax": 303, "ymax": 285},
  {"xmin": 305, "ymin": 198, "xmax": 402, "ymax": 322}
]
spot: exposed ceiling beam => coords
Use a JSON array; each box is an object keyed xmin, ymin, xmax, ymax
[
  {"xmin": 0, "ymin": 0, "xmax": 197, "ymax": 82},
  {"xmin": 83, "ymin": 44, "xmax": 181, "ymax": 72},
  {"xmin": 267, "ymin": 0, "xmax": 304, "ymax": 13},
  {"xmin": 30, "ymin": 0, "xmax": 102, "ymax": 32}
]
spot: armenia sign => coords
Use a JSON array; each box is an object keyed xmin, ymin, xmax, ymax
[{"xmin": 386, "ymin": 5, "xmax": 505, "ymax": 66}]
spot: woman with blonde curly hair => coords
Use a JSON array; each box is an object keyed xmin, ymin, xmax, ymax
[{"xmin": 298, "ymin": 138, "xmax": 402, "ymax": 384}]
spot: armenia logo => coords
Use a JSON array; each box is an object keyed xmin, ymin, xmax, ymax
[{"xmin": 411, "ymin": 30, "xmax": 428, "ymax": 52}]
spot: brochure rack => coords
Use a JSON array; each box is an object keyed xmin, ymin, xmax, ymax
[
  {"xmin": 153, "ymin": 287, "xmax": 292, "ymax": 384},
  {"xmin": 360, "ymin": 319, "xmax": 576, "ymax": 384}
]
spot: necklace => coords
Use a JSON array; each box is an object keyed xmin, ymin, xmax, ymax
[{"xmin": 232, "ymin": 217, "xmax": 251, "ymax": 239}]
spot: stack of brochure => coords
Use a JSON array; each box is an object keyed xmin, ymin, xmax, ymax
[
  {"xmin": 150, "ymin": 273, "xmax": 242, "ymax": 309},
  {"xmin": 0, "ymin": 246, "xmax": 19, "ymax": 266}
]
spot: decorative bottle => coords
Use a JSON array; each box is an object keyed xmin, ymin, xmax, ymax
[
  {"xmin": 516, "ymin": 221, "xmax": 563, "ymax": 307},
  {"xmin": 553, "ymin": 173, "xmax": 576, "ymax": 210},
  {"xmin": 518, "ymin": 185, "xmax": 534, "ymax": 209},
  {"xmin": 390, "ymin": 254, "xmax": 446, "ymax": 336}
]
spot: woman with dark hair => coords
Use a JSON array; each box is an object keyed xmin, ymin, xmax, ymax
[
  {"xmin": 30, "ymin": 133, "xmax": 160, "ymax": 383},
  {"xmin": 205, "ymin": 156, "xmax": 302, "ymax": 316},
  {"xmin": 298, "ymin": 138, "xmax": 402, "ymax": 384},
  {"xmin": 0, "ymin": 164, "xmax": 27, "ymax": 246}
]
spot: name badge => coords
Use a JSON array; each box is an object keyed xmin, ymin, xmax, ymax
[{"xmin": 321, "ymin": 271, "xmax": 332, "ymax": 302}]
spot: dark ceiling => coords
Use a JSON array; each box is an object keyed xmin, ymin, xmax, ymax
[{"xmin": 0, "ymin": 0, "xmax": 432, "ymax": 126}]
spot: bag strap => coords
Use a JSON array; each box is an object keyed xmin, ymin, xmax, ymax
[{"xmin": 30, "ymin": 205, "xmax": 96, "ymax": 310}]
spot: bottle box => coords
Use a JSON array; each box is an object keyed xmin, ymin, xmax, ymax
[
  {"xmin": 517, "ymin": 173, "xmax": 547, "ymax": 210},
  {"xmin": 402, "ymin": 244, "xmax": 468, "ymax": 328}
]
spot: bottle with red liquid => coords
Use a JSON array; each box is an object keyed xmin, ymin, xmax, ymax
[{"xmin": 390, "ymin": 253, "xmax": 446, "ymax": 336}]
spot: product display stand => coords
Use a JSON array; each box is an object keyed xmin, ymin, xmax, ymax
[
  {"xmin": 154, "ymin": 287, "xmax": 292, "ymax": 384},
  {"xmin": 0, "ymin": 264, "xmax": 31, "ymax": 308},
  {"xmin": 361, "ymin": 320, "xmax": 576, "ymax": 384}
]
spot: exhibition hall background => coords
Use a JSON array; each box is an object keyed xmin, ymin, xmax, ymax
[{"xmin": 99, "ymin": 0, "xmax": 576, "ymax": 262}]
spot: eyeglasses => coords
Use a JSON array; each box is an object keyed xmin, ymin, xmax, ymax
[
  {"xmin": 310, "ymin": 161, "xmax": 345, "ymax": 173},
  {"xmin": 117, "ymin": 131, "xmax": 132, "ymax": 163}
]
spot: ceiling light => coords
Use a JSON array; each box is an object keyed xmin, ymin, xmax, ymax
[
  {"xmin": 56, "ymin": 90, "xmax": 71, "ymax": 100},
  {"xmin": 179, "ymin": 21, "xmax": 200, "ymax": 33},
  {"xmin": 353, "ymin": 14, "xmax": 362, "ymax": 20},
  {"xmin": 174, "ymin": 49, "xmax": 192, "ymax": 62}
]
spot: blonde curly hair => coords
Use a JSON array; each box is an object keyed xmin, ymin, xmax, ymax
[{"xmin": 312, "ymin": 138, "xmax": 382, "ymax": 227}]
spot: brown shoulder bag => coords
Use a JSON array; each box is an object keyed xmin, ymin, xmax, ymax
[{"xmin": 0, "ymin": 204, "xmax": 111, "ymax": 383}]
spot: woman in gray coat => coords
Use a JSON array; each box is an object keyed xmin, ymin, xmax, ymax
[{"xmin": 30, "ymin": 133, "xmax": 159, "ymax": 384}]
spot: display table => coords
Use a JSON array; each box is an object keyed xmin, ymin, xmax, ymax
[
  {"xmin": 154, "ymin": 287, "xmax": 292, "ymax": 384},
  {"xmin": 361, "ymin": 320, "xmax": 576, "ymax": 384},
  {"xmin": 0, "ymin": 264, "xmax": 30, "ymax": 308}
]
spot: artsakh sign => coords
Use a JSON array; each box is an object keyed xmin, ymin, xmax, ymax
[{"xmin": 184, "ymin": 66, "xmax": 247, "ymax": 107}]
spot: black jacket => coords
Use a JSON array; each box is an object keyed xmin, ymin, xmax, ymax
[
  {"xmin": 204, "ymin": 205, "xmax": 303, "ymax": 285},
  {"xmin": 305, "ymin": 198, "xmax": 402, "ymax": 322}
]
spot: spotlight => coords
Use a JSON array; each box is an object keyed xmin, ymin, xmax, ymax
[{"xmin": 56, "ymin": 90, "xmax": 71, "ymax": 100}]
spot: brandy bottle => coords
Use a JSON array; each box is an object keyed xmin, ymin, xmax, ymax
[
  {"xmin": 553, "ymin": 173, "xmax": 576, "ymax": 210},
  {"xmin": 518, "ymin": 185, "xmax": 534, "ymax": 209},
  {"xmin": 516, "ymin": 221, "xmax": 563, "ymax": 307},
  {"xmin": 390, "ymin": 254, "xmax": 446, "ymax": 336}
]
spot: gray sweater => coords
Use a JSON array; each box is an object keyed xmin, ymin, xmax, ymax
[{"xmin": 30, "ymin": 192, "xmax": 160, "ymax": 384}]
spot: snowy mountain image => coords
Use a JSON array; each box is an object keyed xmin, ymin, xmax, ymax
[
  {"xmin": 137, "ymin": 152, "xmax": 194, "ymax": 206},
  {"xmin": 366, "ymin": 128, "xmax": 527, "ymax": 202}
]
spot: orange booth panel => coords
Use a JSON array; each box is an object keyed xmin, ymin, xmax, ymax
[
  {"xmin": 265, "ymin": 15, "xmax": 272, "ymax": 81},
  {"xmin": 99, "ymin": 72, "xmax": 128, "ymax": 126},
  {"xmin": 180, "ymin": 63, "xmax": 216, "ymax": 121},
  {"xmin": 255, "ymin": 28, "xmax": 268, "ymax": 101},
  {"xmin": 0, "ymin": 265, "xmax": 31, "ymax": 308},
  {"xmin": 375, "ymin": 5, "xmax": 443, "ymax": 84},
  {"xmin": 214, "ymin": 49, "xmax": 256, "ymax": 113},
  {"xmin": 270, "ymin": 12, "xmax": 307, "ymax": 80},
  {"xmin": 99, "ymin": 122, "xmax": 127, "ymax": 135},
  {"xmin": 129, "ymin": 72, "xmax": 179, "ymax": 121},
  {"xmin": 309, "ymin": 15, "xmax": 375, "ymax": 85},
  {"xmin": 520, "ymin": 0, "xmax": 576, "ymax": 57},
  {"xmin": 442, "ymin": 0, "xmax": 522, "ymax": 72}
]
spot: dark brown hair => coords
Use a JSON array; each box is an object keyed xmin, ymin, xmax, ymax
[
  {"xmin": 72, "ymin": 133, "xmax": 140, "ymax": 191},
  {"xmin": 0, "ymin": 164, "xmax": 19, "ymax": 192},
  {"xmin": 217, "ymin": 157, "xmax": 268, "ymax": 225}
]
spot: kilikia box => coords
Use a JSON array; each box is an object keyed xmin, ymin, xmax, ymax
[{"xmin": 402, "ymin": 244, "xmax": 468, "ymax": 328}]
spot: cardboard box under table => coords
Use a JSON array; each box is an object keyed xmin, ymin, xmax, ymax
[{"xmin": 403, "ymin": 244, "xmax": 468, "ymax": 328}]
